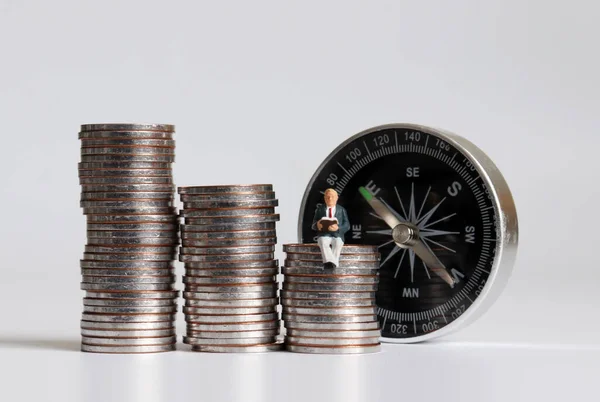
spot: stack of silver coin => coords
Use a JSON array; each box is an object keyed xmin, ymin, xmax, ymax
[
  {"xmin": 78, "ymin": 123, "xmax": 179, "ymax": 354},
  {"xmin": 178, "ymin": 184, "xmax": 283, "ymax": 352},
  {"xmin": 281, "ymin": 244, "xmax": 382, "ymax": 354}
]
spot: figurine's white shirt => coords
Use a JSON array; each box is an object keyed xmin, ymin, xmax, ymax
[{"xmin": 324, "ymin": 205, "xmax": 336, "ymax": 219}]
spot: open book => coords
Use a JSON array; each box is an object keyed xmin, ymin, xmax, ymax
[{"xmin": 318, "ymin": 217, "xmax": 338, "ymax": 231}]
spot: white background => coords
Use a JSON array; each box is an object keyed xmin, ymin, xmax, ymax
[{"xmin": 0, "ymin": 1, "xmax": 599, "ymax": 401}]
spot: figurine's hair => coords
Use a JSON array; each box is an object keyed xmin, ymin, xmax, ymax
[{"xmin": 324, "ymin": 188, "xmax": 338, "ymax": 196}]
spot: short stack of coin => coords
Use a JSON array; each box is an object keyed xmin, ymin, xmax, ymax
[
  {"xmin": 78, "ymin": 123, "xmax": 179, "ymax": 354},
  {"xmin": 281, "ymin": 244, "xmax": 381, "ymax": 354},
  {"xmin": 178, "ymin": 184, "xmax": 283, "ymax": 352}
]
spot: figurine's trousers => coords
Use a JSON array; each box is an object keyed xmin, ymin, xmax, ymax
[{"xmin": 317, "ymin": 236, "xmax": 343, "ymax": 265}]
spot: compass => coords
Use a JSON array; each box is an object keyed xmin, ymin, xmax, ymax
[{"xmin": 298, "ymin": 123, "xmax": 518, "ymax": 343}]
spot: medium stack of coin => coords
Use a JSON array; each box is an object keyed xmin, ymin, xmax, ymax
[
  {"xmin": 281, "ymin": 244, "xmax": 381, "ymax": 354},
  {"xmin": 78, "ymin": 123, "xmax": 179, "ymax": 354},
  {"xmin": 178, "ymin": 184, "xmax": 283, "ymax": 352}
]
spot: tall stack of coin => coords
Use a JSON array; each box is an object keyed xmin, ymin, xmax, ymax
[
  {"xmin": 78, "ymin": 123, "xmax": 179, "ymax": 354},
  {"xmin": 178, "ymin": 185, "xmax": 283, "ymax": 352},
  {"xmin": 281, "ymin": 244, "xmax": 381, "ymax": 354}
]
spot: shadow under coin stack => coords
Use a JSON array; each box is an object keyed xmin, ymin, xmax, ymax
[
  {"xmin": 78, "ymin": 123, "xmax": 179, "ymax": 354},
  {"xmin": 178, "ymin": 185, "xmax": 283, "ymax": 352},
  {"xmin": 281, "ymin": 244, "xmax": 382, "ymax": 354}
]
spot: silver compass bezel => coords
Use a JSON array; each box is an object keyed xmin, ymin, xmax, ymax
[{"xmin": 297, "ymin": 123, "xmax": 519, "ymax": 343}]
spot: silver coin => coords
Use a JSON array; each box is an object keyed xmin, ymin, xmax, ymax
[
  {"xmin": 87, "ymin": 230, "xmax": 178, "ymax": 238},
  {"xmin": 81, "ymin": 328, "xmax": 176, "ymax": 337},
  {"xmin": 81, "ymin": 147, "xmax": 175, "ymax": 155},
  {"xmin": 283, "ymin": 306, "xmax": 376, "ymax": 316},
  {"xmin": 182, "ymin": 276, "xmax": 274, "ymax": 285},
  {"xmin": 281, "ymin": 298, "xmax": 375, "ymax": 307},
  {"xmin": 81, "ymin": 313, "xmax": 176, "ymax": 323},
  {"xmin": 81, "ymin": 343, "xmax": 176, "ymax": 353},
  {"xmin": 184, "ymin": 291, "xmax": 277, "ymax": 300},
  {"xmin": 183, "ymin": 260, "xmax": 278, "ymax": 269},
  {"xmin": 81, "ymin": 275, "xmax": 175, "ymax": 285},
  {"xmin": 183, "ymin": 215, "xmax": 280, "ymax": 225},
  {"xmin": 283, "ymin": 275, "xmax": 379, "ymax": 285},
  {"xmin": 186, "ymin": 329, "xmax": 279, "ymax": 339},
  {"xmin": 285, "ymin": 336, "xmax": 380, "ymax": 346},
  {"xmin": 181, "ymin": 229, "xmax": 276, "ymax": 240},
  {"xmin": 85, "ymin": 215, "xmax": 178, "ymax": 224},
  {"xmin": 183, "ymin": 307, "xmax": 276, "ymax": 316},
  {"xmin": 184, "ymin": 268, "xmax": 278, "ymax": 277},
  {"xmin": 190, "ymin": 343, "xmax": 283, "ymax": 353},
  {"xmin": 181, "ymin": 222, "xmax": 276, "ymax": 232},
  {"xmin": 285, "ymin": 344, "xmax": 380, "ymax": 354},
  {"xmin": 282, "ymin": 267, "xmax": 379, "ymax": 275},
  {"xmin": 81, "ymin": 260, "xmax": 174, "ymax": 269},
  {"xmin": 183, "ymin": 199, "xmax": 279, "ymax": 209},
  {"xmin": 283, "ymin": 244, "xmax": 379, "ymax": 254},
  {"xmin": 80, "ymin": 123, "xmax": 175, "ymax": 132},
  {"xmin": 84, "ymin": 245, "xmax": 176, "ymax": 253},
  {"xmin": 180, "ymin": 245, "xmax": 275, "ymax": 255},
  {"xmin": 79, "ymin": 162, "xmax": 172, "ymax": 169},
  {"xmin": 81, "ymin": 320, "xmax": 175, "ymax": 330},
  {"xmin": 286, "ymin": 329, "xmax": 381, "ymax": 338},
  {"xmin": 86, "ymin": 237, "xmax": 178, "ymax": 246},
  {"xmin": 182, "ymin": 237, "xmax": 277, "ymax": 248},
  {"xmin": 84, "ymin": 291, "xmax": 178, "ymax": 300},
  {"xmin": 81, "ymin": 184, "xmax": 175, "ymax": 192},
  {"xmin": 83, "ymin": 298, "xmax": 177, "ymax": 307},
  {"xmin": 285, "ymin": 259, "xmax": 380, "ymax": 269},
  {"xmin": 280, "ymin": 290, "xmax": 376, "ymax": 300},
  {"xmin": 282, "ymin": 283, "xmax": 378, "ymax": 292},
  {"xmin": 179, "ymin": 191, "xmax": 276, "ymax": 201},
  {"xmin": 186, "ymin": 321, "xmax": 279, "ymax": 331},
  {"xmin": 81, "ymin": 192, "xmax": 174, "ymax": 201},
  {"xmin": 181, "ymin": 208, "xmax": 275, "ymax": 218},
  {"xmin": 282, "ymin": 314, "xmax": 377, "ymax": 323},
  {"xmin": 81, "ymin": 139, "xmax": 175, "ymax": 147},
  {"xmin": 284, "ymin": 321, "xmax": 380, "ymax": 331},
  {"xmin": 84, "ymin": 245, "xmax": 176, "ymax": 254},
  {"xmin": 81, "ymin": 283, "xmax": 175, "ymax": 291},
  {"xmin": 81, "ymin": 200, "xmax": 174, "ymax": 208},
  {"xmin": 78, "ymin": 169, "xmax": 173, "ymax": 177},
  {"xmin": 82, "ymin": 253, "xmax": 175, "ymax": 261},
  {"xmin": 81, "ymin": 268, "xmax": 175, "ymax": 276},
  {"xmin": 185, "ymin": 314, "xmax": 278, "ymax": 324},
  {"xmin": 86, "ymin": 223, "xmax": 178, "ymax": 231},
  {"xmin": 180, "ymin": 253, "xmax": 274, "ymax": 263},
  {"xmin": 81, "ymin": 154, "xmax": 175, "ymax": 163},
  {"xmin": 184, "ymin": 284, "xmax": 278, "ymax": 293},
  {"xmin": 79, "ymin": 131, "xmax": 174, "ymax": 140},
  {"xmin": 285, "ymin": 253, "xmax": 379, "ymax": 262},
  {"xmin": 83, "ymin": 207, "xmax": 176, "ymax": 215},
  {"xmin": 183, "ymin": 336, "xmax": 275, "ymax": 346},
  {"xmin": 80, "ymin": 177, "xmax": 174, "ymax": 185},
  {"xmin": 81, "ymin": 335, "xmax": 177, "ymax": 346},
  {"xmin": 185, "ymin": 298, "xmax": 277, "ymax": 308},
  {"xmin": 178, "ymin": 185, "xmax": 272, "ymax": 194}
]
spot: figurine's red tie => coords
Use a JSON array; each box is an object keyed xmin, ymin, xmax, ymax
[{"xmin": 329, "ymin": 208, "xmax": 332, "ymax": 218}]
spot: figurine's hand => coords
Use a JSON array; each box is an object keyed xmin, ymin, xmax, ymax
[
  {"xmin": 317, "ymin": 222, "xmax": 323, "ymax": 231},
  {"xmin": 329, "ymin": 224, "xmax": 339, "ymax": 231}
]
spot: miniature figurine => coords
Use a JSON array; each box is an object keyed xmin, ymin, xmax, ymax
[{"xmin": 311, "ymin": 188, "xmax": 350, "ymax": 269}]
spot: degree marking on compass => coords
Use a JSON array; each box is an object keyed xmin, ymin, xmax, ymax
[
  {"xmin": 363, "ymin": 141, "xmax": 371, "ymax": 156},
  {"xmin": 382, "ymin": 315, "xmax": 388, "ymax": 330},
  {"xmin": 442, "ymin": 313, "xmax": 448, "ymax": 324},
  {"xmin": 450, "ymin": 152, "xmax": 457, "ymax": 163},
  {"xmin": 395, "ymin": 131, "xmax": 399, "ymax": 151},
  {"xmin": 424, "ymin": 134, "xmax": 429, "ymax": 149},
  {"xmin": 413, "ymin": 318, "xmax": 417, "ymax": 334}
]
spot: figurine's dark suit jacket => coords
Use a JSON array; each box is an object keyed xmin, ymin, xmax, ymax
[{"xmin": 311, "ymin": 204, "xmax": 351, "ymax": 241}]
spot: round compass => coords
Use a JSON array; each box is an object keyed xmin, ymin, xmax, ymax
[{"xmin": 298, "ymin": 123, "xmax": 518, "ymax": 343}]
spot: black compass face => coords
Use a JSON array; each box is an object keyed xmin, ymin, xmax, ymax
[{"xmin": 299, "ymin": 127, "xmax": 500, "ymax": 340}]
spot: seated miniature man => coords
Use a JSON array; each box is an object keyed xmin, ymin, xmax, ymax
[{"xmin": 311, "ymin": 188, "xmax": 350, "ymax": 269}]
